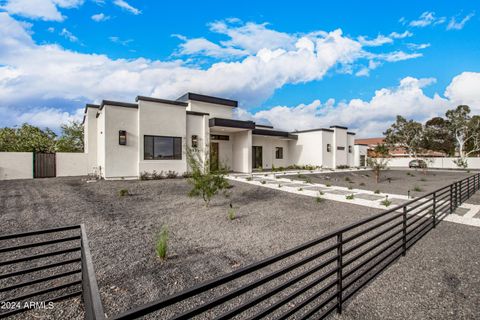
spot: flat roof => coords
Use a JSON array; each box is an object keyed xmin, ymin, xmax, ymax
[
  {"xmin": 100, "ymin": 100, "xmax": 138, "ymax": 110},
  {"xmin": 136, "ymin": 96, "xmax": 188, "ymax": 107},
  {"xmin": 292, "ymin": 128, "xmax": 334, "ymax": 134},
  {"xmin": 209, "ymin": 117, "xmax": 255, "ymax": 129},
  {"xmin": 255, "ymin": 124, "xmax": 274, "ymax": 129},
  {"xmin": 330, "ymin": 125, "xmax": 348, "ymax": 130},
  {"xmin": 187, "ymin": 110, "xmax": 210, "ymax": 116},
  {"xmin": 253, "ymin": 129, "xmax": 298, "ymax": 140},
  {"xmin": 177, "ymin": 92, "xmax": 238, "ymax": 108}
]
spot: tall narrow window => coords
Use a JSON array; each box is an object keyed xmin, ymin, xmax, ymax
[
  {"xmin": 348, "ymin": 145, "xmax": 352, "ymax": 153},
  {"xmin": 275, "ymin": 147, "xmax": 283, "ymax": 159},
  {"xmin": 144, "ymin": 136, "xmax": 182, "ymax": 160},
  {"xmin": 327, "ymin": 144, "xmax": 331, "ymax": 152},
  {"xmin": 191, "ymin": 135, "xmax": 198, "ymax": 148},
  {"xmin": 119, "ymin": 130, "xmax": 127, "ymax": 145}
]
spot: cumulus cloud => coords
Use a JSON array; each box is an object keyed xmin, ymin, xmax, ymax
[
  {"xmin": 0, "ymin": 0, "xmax": 83, "ymax": 21},
  {"xmin": 91, "ymin": 12, "xmax": 109, "ymax": 22},
  {"xmin": 447, "ymin": 12, "xmax": 475, "ymax": 30},
  {"xmin": 60, "ymin": 28, "xmax": 78, "ymax": 42},
  {"xmin": 113, "ymin": 0, "xmax": 140, "ymax": 15},
  {"xmin": 237, "ymin": 74, "xmax": 480, "ymax": 137}
]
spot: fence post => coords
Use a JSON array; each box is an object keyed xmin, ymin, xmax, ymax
[
  {"xmin": 402, "ymin": 206, "xmax": 407, "ymax": 256},
  {"xmin": 459, "ymin": 181, "xmax": 462, "ymax": 206},
  {"xmin": 468, "ymin": 176, "xmax": 471, "ymax": 198},
  {"xmin": 336, "ymin": 233, "xmax": 343, "ymax": 314},
  {"xmin": 432, "ymin": 192, "xmax": 436, "ymax": 228},
  {"xmin": 450, "ymin": 184, "xmax": 453, "ymax": 214}
]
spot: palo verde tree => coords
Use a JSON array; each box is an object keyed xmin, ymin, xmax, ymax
[
  {"xmin": 185, "ymin": 146, "xmax": 230, "ymax": 207},
  {"xmin": 366, "ymin": 144, "xmax": 390, "ymax": 183},
  {"xmin": 384, "ymin": 116, "xmax": 424, "ymax": 159}
]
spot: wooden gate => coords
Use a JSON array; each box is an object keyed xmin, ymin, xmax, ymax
[{"xmin": 34, "ymin": 153, "xmax": 56, "ymax": 178}]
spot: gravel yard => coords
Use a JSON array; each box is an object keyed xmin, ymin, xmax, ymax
[
  {"xmin": 0, "ymin": 177, "xmax": 382, "ymax": 319},
  {"xmin": 284, "ymin": 169, "xmax": 474, "ymax": 197},
  {"xmin": 1, "ymin": 176, "xmax": 479, "ymax": 319}
]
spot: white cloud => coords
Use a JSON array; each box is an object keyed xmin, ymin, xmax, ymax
[
  {"xmin": 445, "ymin": 72, "xmax": 480, "ymax": 109},
  {"xmin": 389, "ymin": 31, "xmax": 413, "ymax": 39},
  {"xmin": 15, "ymin": 107, "xmax": 84, "ymax": 128},
  {"xmin": 0, "ymin": 0, "xmax": 83, "ymax": 21},
  {"xmin": 113, "ymin": 0, "xmax": 140, "ymax": 15},
  {"xmin": 358, "ymin": 35, "xmax": 393, "ymax": 47},
  {"xmin": 109, "ymin": 36, "xmax": 133, "ymax": 46},
  {"xmin": 173, "ymin": 36, "xmax": 247, "ymax": 58},
  {"xmin": 447, "ymin": 12, "xmax": 475, "ymax": 30},
  {"xmin": 375, "ymin": 51, "xmax": 422, "ymax": 62},
  {"xmin": 237, "ymin": 76, "xmax": 452, "ymax": 137},
  {"xmin": 407, "ymin": 43, "xmax": 430, "ymax": 50},
  {"xmin": 409, "ymin": 11, "xmax": 446, "ymax": 27},
  {"xmin": 91, "ymin": 12, "xmax": 109, "ymax": 22},
  {"xmin": 60, "ymin": 28, "xmax": 78, "ymax": 42}
]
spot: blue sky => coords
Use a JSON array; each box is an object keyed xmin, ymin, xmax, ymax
[{"xmin": 0, "ymin": 0, "xmax": 479, "ymax": 137}]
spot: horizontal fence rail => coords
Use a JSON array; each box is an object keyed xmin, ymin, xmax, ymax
[
  {"xmin": 113, "ymin": 172, "xmax": 480, "ymax": 320},
  {"xmin": 0, "ymin": 224, "xmax": 104, "ymax": 320}
]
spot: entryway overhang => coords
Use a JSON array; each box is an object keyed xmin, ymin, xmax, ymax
[
  {"xmin": 209, "ymin": 118, "xmax": 255, "ymax": 132},
  {"xmin": 252, "ymin": 129, "xmax": 298, "ymax": 140}
]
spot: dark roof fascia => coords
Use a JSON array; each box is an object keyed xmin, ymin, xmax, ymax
[
  {"xmin": 347, "ymin": 132, "xmax": 356, "ymax": 135},
  {"xmin": 100, "ymin": 100, "xmax": 138, "ymax": 110},
  {"xmin": 136, "ymin": 96, "xmax": 188, "ymax": 107},
  {"xmin": 82, "ymin": 104, "xmax": 100, "ymax": 124},
  {"xmin": 292, "ymin": 128, "xmax": 334, "ymax": 134},
  {"xmin": 187, "ymin": 111, "xmax": 210, "ymax": 116},
  {"xmin": 209, "ymin": 118, "xmax": 255, "ymax": 129},
  {"xmin": 255, "ymin": 124, "xmax": 274, "ymax": 129},
  {"xmin": 354, "ymin": 143, "xmax": 369, "ymax": 146},
  {"xmin": 177, "ymin": 92, "xmax": 238, "ymax": 108},
  {"xmin": 253, "ymin": 129, "xmax": 298, "ymax": 140},
  {"xmin": 330, "ymin": 125, "xmax": 348, "ymax": 130}
]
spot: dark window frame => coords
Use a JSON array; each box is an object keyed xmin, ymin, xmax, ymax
[
  {"xmin": 337, "ymin": 146, "xmax": 345, "ymax": 151},
  {"xmin": 119, "ymin": 130, "xmax": 127, "ymax": 146},
  {"xmin": 144, "ymin": 135, "xmax": 182, "ymax": 160},
  {"xmin": 348, "ymin": 145, "xmax": 352, "ymax": 153},
  {"xmin": 191, "ymin": 135, "xmax": 198, "ymax": 148},
  {"xmin": 275, "ymin": 147, "xmax": 283, "ymax": 159},
  {"xmin": 210, "ymin": 134, "xmax": 230, "ymax": 141},
  {"xmin": 327, "ymin": 144, "xmax": 331, "ymax": 152}
]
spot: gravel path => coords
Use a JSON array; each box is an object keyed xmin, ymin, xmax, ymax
[
  {"xmin": 0, "ymin": 177, "xmax": 382, "ymax": 319},
  {"xmin": 332, "ymin": 221, "xmax": 480, "ymax": 320},
  {"xmin": 284, "ymin": 169, "xmax": 473, "ymax": 197}
]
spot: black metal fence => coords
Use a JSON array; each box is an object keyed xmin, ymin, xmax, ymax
[
  {"xmin": 113, "ymin": 173, "xmax": 480, "ymax": 320},
  {"xmin": 0, "ymin": 224, "xmax": 104, "ymax": 319}
]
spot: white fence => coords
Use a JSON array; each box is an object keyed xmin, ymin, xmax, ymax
[
  {"xmin": 381, "ymin": 157, "xmax": 480, "ymax": 170},
  {"xmin": 0, "ymin": 152, "xmax": 89, "ymax": 180}
]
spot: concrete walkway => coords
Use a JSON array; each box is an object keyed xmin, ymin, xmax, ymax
[{"xmin": 228, "ymin": 169, "xmax": 480, "ymax": 228}]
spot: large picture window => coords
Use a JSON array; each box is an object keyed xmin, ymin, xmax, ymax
[
  {"xmin": 275, "ymin": 147, "xmax": 283, "ymax": 159},
  {"xmin": 144, "ymin": 136, "xmax": 182, "ymax": 160}
]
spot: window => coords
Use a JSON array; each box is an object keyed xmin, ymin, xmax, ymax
[
  {"xmin": 348, "ymin": 145, "xmax": 352, "ymax": 153},
  {"xmin": 337, "ymin": 146, "xmax": 345, "ymax": 151},
  {"xmin": 275, "ymin": 147, "xmax": 283, "ymax": 159},
  {"xmin": 327, "ymin": 144, "xmax": 331, "ymax": 152},
  {"xmin": 144, "ymin": 136, "xmax": 182, "ymax": 160},
  {"xmin": 119, "ymin": 130, "xmax": 127, "ymax": 145},
  {"xmin": 191, "ymin": 135, "xmax": 198, "ymax": 148},
  {"xmin": 211, "ymin": 134, "xmax": 229, "ymax": 141}
]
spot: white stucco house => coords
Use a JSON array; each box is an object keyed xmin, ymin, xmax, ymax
[{"xmin": 83, "ymin": 93, "xmax": 368, "ymax": 179}]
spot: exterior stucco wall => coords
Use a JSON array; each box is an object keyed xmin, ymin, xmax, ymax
[
  {"xmin": 138, "ymin": 100, "xmax": 187, "ymax": 175},
  {"xmin": 187, "ymin": 100, "xmax": 233, "ymax": 119},
  {"xmin": 382, "ymin": 157, "xmax": 480, "ymax": 169},
  {"xmin": 96, "ymin": 109, "xmax": 106, "ymax": 176},
  {"xmin": 84, "ymin": 107, "xmax": 98, "ymax": 174},
  {"xmin": 333, "ymin": 128, "xmax": 348, "ymax": 167},
  {"xmin": 210, "ymin": 132, "xmax": 233, "ymax": 170},
  {"xmin": 56, "ymin": 153, "xmax": 89, "ymax": 177},
  {"xmin": 103, "ymin": 105, "xmax": 139, "ymax": 179},
  {"xmin": 252, "ymin": 135, "xmax": 289, "ymax": 169},
  {"xmin": 0, "ymin": 152, "xmax": 33, "ymax": 180},
  {"xmin": 289, "ymin": 131, "xmax": 324, "ymax": 167},
  {"xmin": 321, "ymin": 132, "xmax": 333, "ymax": 168},
  {"xmin": 354, "ymin": 145, "xmax": 368, "ymax": 167},
  {"xmin": 232, "ymin": 130, "xmax": 252, "ymax": 173},
  {"xmin": 347, "ymin": 134, "xmax": 355, "ymax": 167}
]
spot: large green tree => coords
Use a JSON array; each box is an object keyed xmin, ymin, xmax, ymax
[
  {"xmin": 56, "ymin": 121, "xmax": 84, "ymax": 152},
  {"xmin": 384, "ymin": 116, "xmax": 424, "ymax": 159},
  {"xmin": 445, "ymin": 105, "xmax": 480, "ymax": 159},
  {"xmin": 423, "ymin": 117, "xmax": 455, "ymax": 156},
  {"xmin": 0, "ymin": 124, "xmax": 57, "ymax": 152}
]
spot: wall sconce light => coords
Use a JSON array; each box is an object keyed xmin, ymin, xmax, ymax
[
  {"xmin": 191, "ymin": 135, "xmax": 198, "ymax": 148},
  {"xmin": 119, "ymin": 130, "xmax": 127, "ymax": 145}
]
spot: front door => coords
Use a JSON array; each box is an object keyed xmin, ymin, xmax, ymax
[
  {"xmin": 210, "ymin": 142, "xmax": 219, "ymax": 171},
  {"xmin": 252, "ymin": 146, "xmax": 263, "ymax": 169}
]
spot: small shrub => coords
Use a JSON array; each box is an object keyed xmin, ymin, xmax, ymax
[
  {"xmin": 305, "ymin": 177, "xmax": 313, "ymax": 184},
  {"xmin": 182, "ymin": 172, "xmax": 192, "ymax": 178},
  {"xmin": 316, "ymin": 196, "xmax": 324, "ymax": 203},
  {"xmin": 278, "ymin": 184, "xmax": 282, "ymax": 188},
  {"xmin": 298, "ymin": 188, "xmax": 303, "ymax": 191},
  {"xmin": 140, "ymin": 171, "xmax": 149, "ymax": 180},
  {"xmin": 227, "ymin": 203, "xmax": 236, "ymax": 220},
  {"xmin": 319, "ymin": 191, "xmax": 325, "ymax": 195},
  {"xmin": 166, "ymin": 170, "xmax": 178, "ymax": 179},
  {"xmin": 420, "ymin": 178, "xmax": 427, "ymax": 182},
  {"xmin": 413, "ymin": 185, "xmax": 422, "ymax": 192},
  {"xmin": 348, "ymin": 186, "xmax": 353, "ymax": 190},
  {"xmin": 344, "ymin": 177, "xmax": 351, "ymax": 182},
  {"xmin": 359, "ymin": 182, "xmax": 365, "ymax": 186},
  {"xmin": 118, "ymin": 189, "xmax": 129, "ymax": 196},
  {"xmin": 246, "ymin": 176, "xmax": 253, "ymax": 181},
  {"xmin": 337, "ymin": 165, "xmax": 350, "ymax": 169},
  {"xmin": 374, "ymin": 189, "xmax": 381, "ymax": 194},
  {"xmin": 155, "ymin": 226, "xmax": 169, "ymax": 260},
  {"xmin": 261, "ymin": 180, "xmax": 266, "ymax": 185},
  {"xmin": 264, "ymin": 174, "xmax": 268, "ymax": 177},
  {"xmin": 381, "ymin": 197, "xmax": 392, "ymax": 207},
  {"xmin": 345, "ymin": 194, "xmax": 355, "ymax": 200},
  {"xmin": 326, "ymin": 183, "xmax": 332, "ymax": 187}
]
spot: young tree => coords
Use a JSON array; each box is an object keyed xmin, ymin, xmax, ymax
[
  {"xmin": 384, "ymin": 116, "xmax": 424, "ymax": 159},
  {"xmin": 366, "ymin": 144, "xmax": 390, "ymax": 183},
  {"xmin": 446, "ymin": 105, "xmax": 480, "ymax": 164},
  {"xmin": 56, "ymin": 121, "xmax": 84, "ymax": 152},
  {"xmin": 185, "ymin": 146, "xmax": 230, "ymax": 207}
]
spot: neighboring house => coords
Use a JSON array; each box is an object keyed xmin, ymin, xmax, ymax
[
  {"xmin": 354, "ymin": 137, "xmax": 446, "ymax": 157},
  {"xmin": 83, "ymin": 93, "xmax": 368, "ymax": 179}
]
